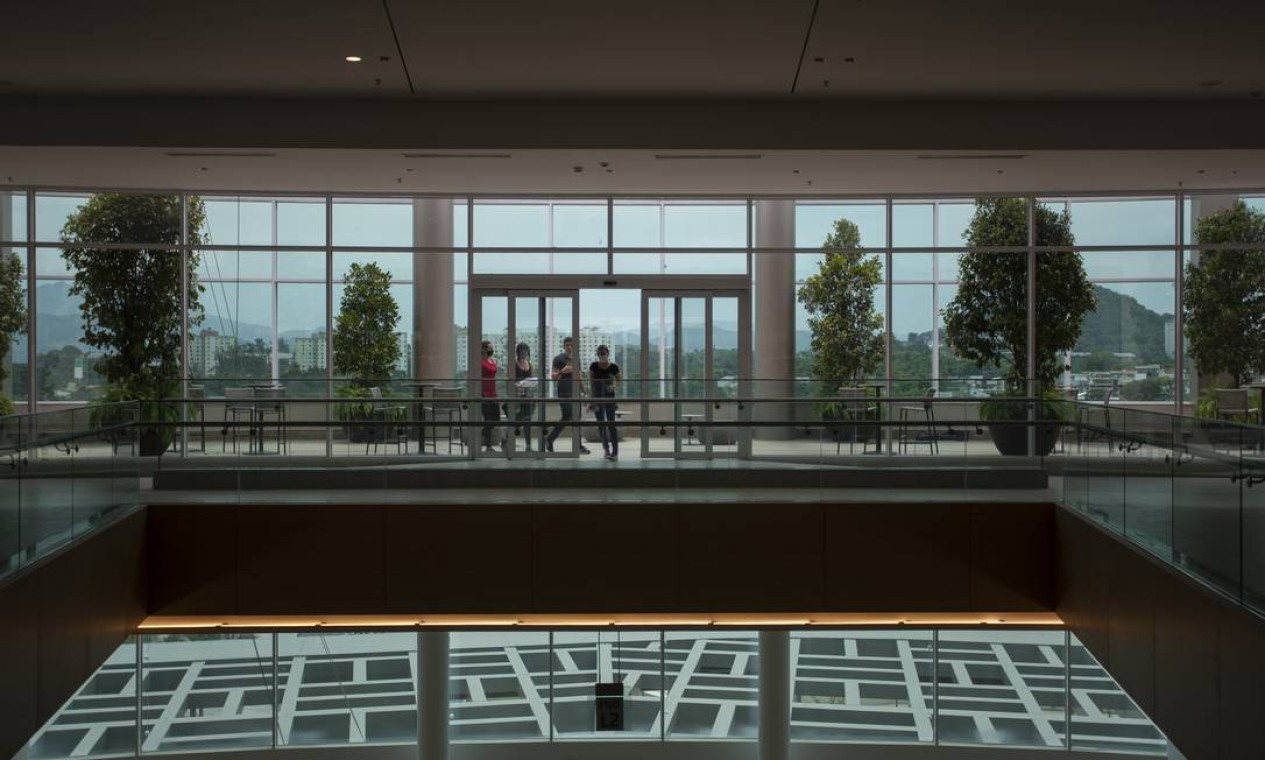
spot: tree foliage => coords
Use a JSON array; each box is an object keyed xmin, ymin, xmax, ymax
[
  {"xmin": 796, "ymin": 219, "xmax": 884, "ymax": 389},
  {"xmin": 60, "ymin": 194, "xmax": 204, "ymax": 398},
  {"xmin": 942, "ymin": 198, "xmax": 1095, "ymax": 388},
  {"xmin": 0, "ymin": 248, "xmax": 26, "ymax": 411},
  {"xmin": 1183, "ymin": 200, "xmax": 1265, "ymax": 386},
  {"xmin": 333, "ymin": 262, "xmax": 400, "ymax": 387}
]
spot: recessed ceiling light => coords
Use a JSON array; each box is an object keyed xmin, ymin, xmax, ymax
[{"xmin": 345, "ymin": 55, "xmax": 362, "ymax": 63}]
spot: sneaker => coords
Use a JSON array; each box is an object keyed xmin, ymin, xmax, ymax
[
  {"xmin": 580, "ymin": 445, "xmax": 592, "ymax": 455},
  {"xmin": 604, "ymin": 453, "xmax": 616, "ymax": 461},
  {"xmin": 545, "ymin": 440, "xmax": 554, "ymax": 453}
]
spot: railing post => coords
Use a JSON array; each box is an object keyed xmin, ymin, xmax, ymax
[
  {"xmin": 758, "ymin": 629, "xmax": 790, "ymax": 760},
  {"xmin": 419, "ymin": 631, "xmax": 449, "ymax": 760}
]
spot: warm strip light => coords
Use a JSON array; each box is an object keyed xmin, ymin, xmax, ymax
[
  {"xmin": 139, "ymin": 611, "xmax": 1062, "ymax": 631},
  {"xmin": 345, "ymin": 55, "xmax": 362, "ymax": 62}
]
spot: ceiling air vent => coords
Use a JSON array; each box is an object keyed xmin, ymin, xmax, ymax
[
  {"xmin": 916, "ymin": 154, "xmax": 1028, "ymax": 160},
  {"xmin": 654, "ymin": 154, "xmax": 764, "ymax": 160},
  {"xmin": 401, "ymin": 153, "xmax": 512, "ymax": 159},
  {"xmin": 164, "ymin": 151, "xmax": 277, "ymax": 158}
]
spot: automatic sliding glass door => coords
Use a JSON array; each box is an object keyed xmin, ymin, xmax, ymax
[
  {"xmin": 472, "ymin": 290, "xmax": 580, "ymax": 458},
  {"xmin": 640, "ymin": 291, "xmax": 750, "ymax": 459}
]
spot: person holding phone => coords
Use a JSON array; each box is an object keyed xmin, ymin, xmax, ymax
[
  {"xmin": 589, "ymin": 344, "xmax": 621, "ymax": 460},
  {"xmin": 544, "ymin": 336, "xmax": 590, "ymax": 454}
]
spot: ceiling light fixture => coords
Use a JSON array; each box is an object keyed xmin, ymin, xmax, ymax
[
  {"xmin": 653, "ymin": 154, "xmax": 764, "ymax": 160},
  {"xmin": 345, "ymin": 55, "xmax": 362, "ymax": 62},
  {"xmin": 401, "ymin": 152, "xmax": 512, "ymax": 159},
  {"xmin": 917, "ymin": 154, "xmax": 1027, "ymax": 160},
  {"xmin": 164, "ymin": 151, "xmax": 277, "ymax": 158}
]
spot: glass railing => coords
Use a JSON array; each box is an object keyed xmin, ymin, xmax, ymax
[
  {"xmin": 0, "ymin": 401, "xmax": 142, "ymax": 579},
  {"xmin": 1059, "ymin": 403, "xmax": 1265, "ymax": 618},
  {"xmin": 26, "ymin": 627, "xmax": 1166, "ymax": 756},
  {"xmin": 140, "ymin": 379, "xmax": 1077, "ymax": 466}
]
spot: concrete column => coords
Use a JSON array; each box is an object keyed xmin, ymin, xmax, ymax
[
  {"xmin": 758, "ymin": 629, "xmax": 790, "ymax": 760},
  {"xmin": 754, "ymin": 200, "xmax": 796, "ymax": 440},
  {"xmin": 418, "ymin": 631, "xmax": 449, "ymax": 760},
  {"xmin": 414, "ymin": 198, "xmax": 455, "ymax": 384}
]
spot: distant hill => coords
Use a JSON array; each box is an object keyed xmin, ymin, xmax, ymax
[{"xmin": 1075, "ymin": 285, "xmax": 1171, "ymax": 364}]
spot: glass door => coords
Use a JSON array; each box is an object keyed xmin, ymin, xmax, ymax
[
  {"xmin": 640, "ymin": 291, "xmax": 750, "ymax": 459},
  {"xmin": 472, "ymin": 289, "xmax": 579, "ymax": 458}
]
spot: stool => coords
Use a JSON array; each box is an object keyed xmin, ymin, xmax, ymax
[{"xmin": 898, "ymin": 388, "xmax": 938, "ymax": 454}]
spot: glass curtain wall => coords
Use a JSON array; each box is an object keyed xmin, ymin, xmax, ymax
[
  {"xmin": 0, "ymin": 190, "xmax": 28, "ymax": 410},
  {"xmin": 7, "ymin": 189, "xmax": 1265, "ymax": 416}
]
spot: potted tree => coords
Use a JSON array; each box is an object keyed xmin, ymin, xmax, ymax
[
  {"xmin": 61, "ymin": 194, "xmax": 204, "ymax": 455},
  {"xmin": 333, "ymin": 262, "xmax": 402, "ymax": 442},
  {"xmin": 1184, "ymin": 200, "xmax": 1265, "ymax": 389},
  {"xmin": 0, "ymin": 247, "xmax": 25, "ymax": 417},
  {"xmin": 942, "ymin": 198, "xmax": 1095, "ymax": 456},
  {"xmin": 797, "ymin": 218, "xmax": 884, "ymax": 445},
  {"xmin": 1183, "ymin": 200, "xmax": 1265, "ymax": 446}
]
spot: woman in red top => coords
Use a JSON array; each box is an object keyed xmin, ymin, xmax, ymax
[{"xmin": 480, "ymin": 340, "xmax": 501, "ymax": 451}]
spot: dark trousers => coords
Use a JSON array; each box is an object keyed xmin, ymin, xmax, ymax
[
  {"xmin": 594, "ymin": 402, "xmax": 618, "ymax": 453},
  {"xmin": 545, "ymin": 399, "xmax": 575, "ymax": 446},
  {"xmin": 481, "ymin": 401, "xmax": 500, "ymax": 447},
  {"xmin": 515, "ymin": 398, "xmax": 534, "ymax": 450}
]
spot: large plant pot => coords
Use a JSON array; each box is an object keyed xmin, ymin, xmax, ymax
[
  {"xmin": 138, "ymin": 427, "xmax": 172, "ymax": 457},
  {"xmin": 988, "ymin": 422, "xmax": 1060, "ymax": 456},
  {"xmin": 344, "ymin": 422, "xmax": 383, "ymax": 444}
]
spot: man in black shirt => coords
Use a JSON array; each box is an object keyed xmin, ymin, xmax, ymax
[
  {"xmin": 589, "ymin": 344, "xmax": 621, "ymax": 460},
  {"xmin": 544, "ymin": 336, "xmax": 590, "ymax": 454}
]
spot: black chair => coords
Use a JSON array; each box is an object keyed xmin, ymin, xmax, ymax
[
  {"xmin": 425, "ymin": 387, "xmax": 465, "ymax": 455},
  {"xmin": 253, "ymin": 386, "xmax": 287, "ymax": 454},
  {"xmin": 221, "ymin": 387, "xmax": 255, "ymax": 453},
  {"xmin": 368, "ymin": 386, "xmax": 409, "ymax": 455},
  {"xmin": 898, "ymin": 388, "xmax": 938, "ymax": 454}
]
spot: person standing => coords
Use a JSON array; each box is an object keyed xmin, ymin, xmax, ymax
[
  {"xmin": 479, "ymin": 340, "xmax": 501, "ymax": 451},
  {"xmin": 513, "ymin": 341, "xmax": 535, "ymax": 451},
  {"xmin": 544, "ymin": 336, "xmax": 590, "ymax": 454},
  {"xmin": 589, "ymin": 344, "xmax": 621, "ymax": 460}
]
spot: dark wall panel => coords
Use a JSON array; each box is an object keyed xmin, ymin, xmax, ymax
[
  {"xmin": 1057, "ymin": 507, "xmax": 1265, "ymax": 760},
  {"xmin": 236, "ymin": 505, "xmax": 386, "ymax": 614},
  {"xmin": 147, "ymin": 502, "xmax": 237, "ymax": 614},
  {"xmin": 0, "ymin": 509, "xmax": 146, "ymax": 760},
  {"xmin": 1219, "ymin": 604, "xmax": 1265, "ymax": 760},
  {"xmin": 677, "ymin": 502, "xmax": 825, "ymax": 611},
  {"xmin": 1104, "ymin": 548, "xmax": 1157, "ymax": 716},
  {"xmin": 970, "ymin": 503, "xmax": 1054, "ymax": 610},
  {"xmin": 383, "ymin": 505, "xmax": 535, "ymax": 613},
  {"xmin": 150, "ymin": 502, "xmax": 1053, "ymax": 617},
  {"xmin": 1151, "ymin": 578, "xmax": 1220, "ymax": 760},
  {"xmin": 823, "ymin": 503, "xmax": 970, "ymax": 611},
  {"xmin": 0, "ymin": 572, "xmax": 40, "ymax": 760},
  {"xmin": 534, "ymin": 503, "xmax": 680, "ymax": 612}
]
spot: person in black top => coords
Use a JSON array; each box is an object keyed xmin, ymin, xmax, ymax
[
  {"xmin": 512, "ymin": 342, "xmax": 535, "ymax": 452},
  {"xmin": 589, "ymin": 344, "xmax": 621, "ymax": 460},
  {"xmin": 544, "ymin": 336, "xmax": 590, "ymax": 454}
]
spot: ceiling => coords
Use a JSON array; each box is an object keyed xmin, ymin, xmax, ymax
[
  {"xmin": 2, "ymin": 146, "xmax": 1263, "ymax": 196},
  {"xmin": 2, "ymin": 1, "xmax": 1264, "ymax": 194},
  {"xmin": 0, "ymin": 0, "xmax": 1262, "ymax": 99}
]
